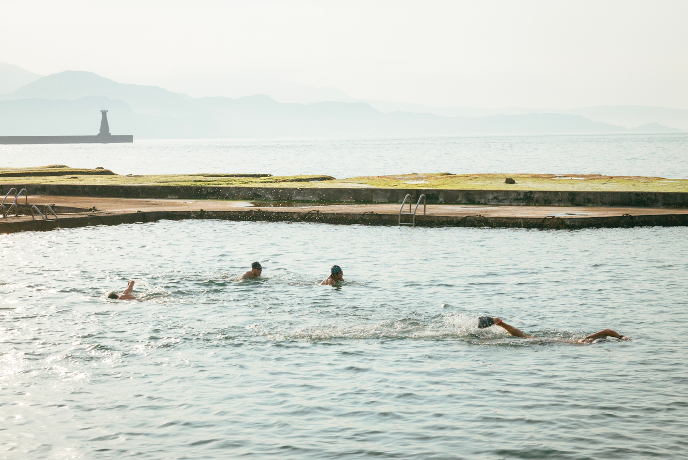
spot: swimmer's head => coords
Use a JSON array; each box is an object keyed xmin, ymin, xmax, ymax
[
  {"xmin": 331, "ymin": 265, "xmax": 343, "ymax": 278},
  {"xmin": 252, "ymin": 262, "xmax": 262, "ymax": 270},
  {"xmin": 108, "ymin": 292, "xmax": 119, "ymax": 300}
]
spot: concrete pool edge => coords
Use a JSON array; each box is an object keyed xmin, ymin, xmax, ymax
[
  {"xmin": 3, "ymin": 208, "xmax": 688, "ymax": 234},
  {"xmin": 2, "ymin": 183, "xmax": 688, "ymax": 208}
]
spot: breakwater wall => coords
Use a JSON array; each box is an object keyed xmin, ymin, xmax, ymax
[
  {"xmin": 0, "ymin": 135, "xmax": 133, "ymax": 144},
  {"xmin": 3, "ymin": 209, "xmax": 688, "ymax": 234},
  {"xmin": 2, "ymin": 183, "xmax": 688, "ymax": 208}
]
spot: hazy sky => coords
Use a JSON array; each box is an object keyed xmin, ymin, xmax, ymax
[{"xmin": 2, "ymin": 0, "xmax": 687, "ymax": 109}]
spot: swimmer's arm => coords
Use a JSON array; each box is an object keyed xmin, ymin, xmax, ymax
[
  {"xmin": 496, "ymin": 321, "xmax": 530, "ymax": 338},
  {"xmin": 580, "ymin": 329, "xmax": 630, "ymax": 342},
  {"xmin": 122, "ymin": 280, "xmax": 135, "ymax": 296}
]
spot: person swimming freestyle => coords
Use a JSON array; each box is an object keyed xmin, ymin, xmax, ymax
[
  {"xmin": 241, "ymin": 262, "xmax": 263, "ymax": 279},
  {"xmin": 321, "ymin": 265, "xmax": 344, "ymax": 285},
  {"xmin": 478, "ymin": 316, "xmax": 631, "ymax": 343},
  {"xmin": 108, "ymin": 280, "xmax": 137, "ymax": 300}
]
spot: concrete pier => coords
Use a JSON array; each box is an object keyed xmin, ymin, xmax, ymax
[
  {"xmin": 0, "ymin": 135, "xmax": 133, "ymax": 144},
  {"xmin": 0, "ymin": 110, "xmax": 133, "ymax": 144},
  {"xmin": 2, "ymin": 195, "xmax": 688, "ymax": 234}
]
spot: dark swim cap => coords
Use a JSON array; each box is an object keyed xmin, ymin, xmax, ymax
[
  {"xmin": 478, "ymin": 316, "xmax": 495, "ymax": 328},
  {"xmin": 252, "ymin": 262, "xmax": 262, "ymax": 270},
  {"xmin": 331, "ymin": 265, "xmax": 342, "ymax": 275}
]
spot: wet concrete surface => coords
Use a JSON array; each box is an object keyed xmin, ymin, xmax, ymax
[
  {"xmin": 12, "ymin": 195, "xmax": 688, "ymax": 217},
  {"xmin": 2, "ymin": 195, "xmax": 688, "ymax": 233}
]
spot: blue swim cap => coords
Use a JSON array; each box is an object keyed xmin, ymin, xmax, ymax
[{"xmin": 331, "ymin": 265, "xmax": 342, "ymax": 275}]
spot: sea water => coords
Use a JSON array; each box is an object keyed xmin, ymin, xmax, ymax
[
  {"xmin": 2, "ymin": 134, "xmax": 688, "ymax": 178},
  {"xmin": 2, "ymin": 221, "xmax": 687, "ymax": 458}
]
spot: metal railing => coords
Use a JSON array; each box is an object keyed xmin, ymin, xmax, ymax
[
  {"xmin": 30, "ymin": 205, "xmax": 45, "ymax": 220},
  {"xmin": 2, "ymin": 188, "xmax": 27, "ymax": 217},
  {"xmin": 2, "ymin": 188, "xmax": 18, "ymax": 206},
  {"xmin": 1, "ymin": 189, "xmax": 58, "ymax": 224},
  {"xmin": 31, "ymin": 204, "xmax": 59, "ymax": 222},
  {"xmin": 399, "ymin": 194, "xmax": 426, "ymax": 226},
  {"xmin": 14, "ymin": 188, "xmax": 28, "ymax": 206},
  {"xmin": 45, "ymin": 204, "xmax": 58, "ymax": 221}
]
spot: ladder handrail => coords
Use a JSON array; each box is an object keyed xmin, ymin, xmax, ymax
[
  {"xmin": 30, "ymin": 205, "xmax": 46, "ymax": 220},
  {"xmin": 44, "ymin": 205, "xmax": 58, "ymax": 221},
  {"xmin": 3, "ymin": 202, "xmax": 18, "ymax": 218},
  {"xmin": 414, "ymin": 194, "xmax": 426, "ymax": 216},
  {"xmin": 12, "ymin": 188, "xmax": 28, "ymax": 206},
  {"xmin": 398, "ymin": 194, "xmax": 427, "ymax": 226},
  {"xmin": 2, "ymin": 188, "xmax": 17, "ymax": 206},
  {"xmin": 399, "ymin": 194, "xmax": 412, "ymax": 214},
  {"xmin": 2, "ymin": 188, "xmax": 29, "ymax": 218}
]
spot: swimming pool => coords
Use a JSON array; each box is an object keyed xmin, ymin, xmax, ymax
[{"xmin": 2, "ymin": 221, "xmax": 687, "ymax": 458}]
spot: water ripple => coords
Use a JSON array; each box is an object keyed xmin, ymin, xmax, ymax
[{"xmin": 1, "ymin": 222, "xmax": 687, "ymax": 458}]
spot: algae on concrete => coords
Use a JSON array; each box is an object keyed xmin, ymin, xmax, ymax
[
  {"xmin": 0, "ymin": 166, "xmax": 335, "ymax": 186},
  {"xmin": 2, "ymin": 167, "xmax": 688, "ymax": 193},
  {"xmin": 0, "ymin": 165, "xmax": 116, "ymax": 177},
  {"xmin": 338, "ymin": 173, "xmax": 688, "ymax": 193}
]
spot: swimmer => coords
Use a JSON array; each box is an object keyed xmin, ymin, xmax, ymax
[
  {"xmin": 478, "ymin": 317, "xmax": 631, "ymax": 343},
  {"xmin": 108, "ymin": 280, "xmax": 137, "ymax": 300},
  {"xmin": 241, "ymin": 262, "xmax": 263, "ymax": 279},
  {"xmin": 321, "ymin": 265, "xmax": 344, "ymax": 285}
]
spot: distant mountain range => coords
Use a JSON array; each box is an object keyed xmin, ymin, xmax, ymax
[
  {"xmin": 0, "ymin": 62, "xmax": 42, "ymax": 94},
  {"xmin": 0, "ymin": 64, "xmax": 684, "ymax": 138},
  {"xmin": 363, "ymin": 101, "xmax": 688, "ymax": 131}
]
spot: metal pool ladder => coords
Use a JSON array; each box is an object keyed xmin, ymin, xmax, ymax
[
  {"xmin": 31, "ymin": 204, "xmax": 59, "ymax": 222},
  {"xmin": 2, "ymin": 188, "xmax": 28, "ymax": 217},
  {"xmin": 399, "ymin": 194, "xmax": 426, "ymax": 226},
  {"xmin": 1, "ymin": 188, "xmax": 58, "ymax": 223}
]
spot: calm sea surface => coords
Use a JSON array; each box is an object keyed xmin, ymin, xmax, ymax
[
  {"xmin": 1, "ymin": 134, "xmax": 688, "ymax": 178},
  {"xmin": 2, "ymin": 221, "xmax": 688, "ymax": 458}
]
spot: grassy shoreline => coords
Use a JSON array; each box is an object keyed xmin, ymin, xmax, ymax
[{"xmin": 2, "ymin": 166, "xmax": 688, "ymax": 192}]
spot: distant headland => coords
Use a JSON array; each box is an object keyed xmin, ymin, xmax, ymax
[{"xmin": 0, "ymin": 109, "xmax": 133, "ymax": 144}]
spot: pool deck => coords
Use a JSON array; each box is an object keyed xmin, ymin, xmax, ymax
[{"xmin": 2, "ymin": 195, "xmax": 688, "ymax": 233}]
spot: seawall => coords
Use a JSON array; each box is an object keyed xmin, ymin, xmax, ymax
[
  {"xmin": 0, "ymin": 135, "xmax": 133, "ymax": 144},
  {"xmin": 3, "ymin": 209, "xmax": 688, "ymax": 234},
  {"xmin": 2, "ymin": 183, "xmax": 688, "ymax": 208}
]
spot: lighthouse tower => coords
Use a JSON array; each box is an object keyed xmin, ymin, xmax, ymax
[{"xmin": 98, "ymin": 110, "xmax": 111, "ymax": 136}]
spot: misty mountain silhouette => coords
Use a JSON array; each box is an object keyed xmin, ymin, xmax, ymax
[
  {"xmin": 630, "ymin": 122, "xmax": 683, "ymax": 133},
  {"xmin": 0, "ymin": 69, "xmax": 682, "ymax": 138},
  {"xmin": 0, "ymin": 97, "xmax": 225, "ymax": 138},
  {"xmin": 0, "ymin": 62, "xmax": 42, "ymax": 94},
  {"xmin": 5, "ymin": 71, "xmax": 201, "ymax": 117},
  {"xmin": 0, "ymin": 71, "xmax": 222, "ymax": 137},
  {"xmin": 564, "ymin": 106, "xmax": 688, "ymax": 131},
  {"xmin": 197, "ymin": 95, "xmax": 627, "ymax": 137}
]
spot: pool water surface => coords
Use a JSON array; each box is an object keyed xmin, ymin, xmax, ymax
[{"xmin": 1, "ymin": 221, "xmax": 687, "ymax": 458}]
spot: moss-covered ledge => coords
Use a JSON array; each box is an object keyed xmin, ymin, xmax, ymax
[{"xmin": 3, "ymin": 167, "xmax": 688, "ymax": 207}]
